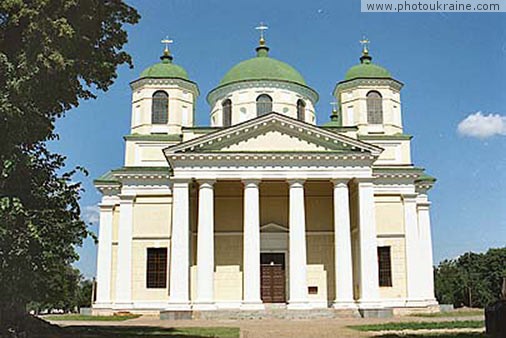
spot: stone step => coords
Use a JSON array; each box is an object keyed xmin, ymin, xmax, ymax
[{"xmin": 161, "ymin": 308, "xmax": 361, "ymax": 320}]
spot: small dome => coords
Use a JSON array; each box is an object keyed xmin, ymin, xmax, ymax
[
  {"xmin": 344, "ymin": 51, "xmax": 392, "ymax": 81},
  {"xmin": 219, "ymin": 45, "xmax": 307, "ymax": 87},
  {"xmin": 139, "ymin": 52, "xmax": 189, "ymax": 80}
]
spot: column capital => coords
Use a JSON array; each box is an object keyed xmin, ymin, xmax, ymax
[
  {"xmin": 287, "ymin": 178, "xmax": 305, "ymax": 187},
  {"xmin": 402, "ymin": 193, "xmax": 418, "ymax": 203},
  {"xmin": 99, "ymin": 203, "xmax": 115, "ymax": 211},
  {"xmin": 171, "ymin": 178, "xmax": 191, "ymax": 188},
  {"xmin": 119, "ymin": 193, "xmax": 136, "ymax": 203},
  {"xmin": 330, "ymin": 178, "xmax": 350, "ymax": 187},
  {"xmin": 355, "ymin": 177, "xmax": 375, "ymax": 185},
  {"xmin": 242, "ymin": 178, "xmax": 261, "ymax": 186}
]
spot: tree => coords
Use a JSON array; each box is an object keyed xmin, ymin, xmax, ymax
[
  {"xmin": 0, "ymin": 0, "xmax": 139, "ymax": 330},
  {"xmin": 434, "ymin": 247, "xmax": 506, "ymax": 308}
]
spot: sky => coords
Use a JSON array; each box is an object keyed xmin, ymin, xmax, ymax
[{"xmin": 48, "ymin": 0, "xmax": 506, "ymax": 278}]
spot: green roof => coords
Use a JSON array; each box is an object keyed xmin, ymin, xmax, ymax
[
  {"xmin": 139, "ymin": 52, "xmax": 189, "ymax": 80},
  {"xmin": 219, "ymin": 45, "xmax": 306, "ymax": 87},
  {"xmin": 344, "ymin": 51, "xmax": 392, "ymax": 81}
]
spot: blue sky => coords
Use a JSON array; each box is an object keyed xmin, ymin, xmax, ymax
[{"xmin": 48, "ymin": 0, "xmax": 506, "ymax": 278}]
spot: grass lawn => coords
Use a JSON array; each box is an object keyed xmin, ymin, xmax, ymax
[
  {"xmin": 43, "ymin": 314, "xmax": 141, "ymax": 321},
  {"xmin": 57, "ymin": 325, "xmax": 240, "ymax": 337},
  {"xmin": 377, "ymin": 334, "xmax": 486, "ymax": 338},
  {"xmin": 411, "ymin": 310, "xmax": 483, "ymax": 318},
  {"xmin": 349, "ymin": 320, "xmax": 485, "ymax": 332}
]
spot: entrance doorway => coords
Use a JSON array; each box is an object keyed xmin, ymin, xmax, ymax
[{"xmin": 260, "ymin": 253, "xmax": 286, "ymax": 303}]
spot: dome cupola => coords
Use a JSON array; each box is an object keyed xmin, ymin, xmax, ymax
[
  {"xmin": 218, "ymin": 39, "xmax": 307, "ymax": 87},
  {"xmin": 343, "ymin": 41, "xmax": 392, "ymax": 81},
  {"xmin": 138, "ymin": 45, "xmax": 190, "ymax": 80},
  {"xmin": 207, "ymin": 24, "xmax": 318, "ymax": 127}
]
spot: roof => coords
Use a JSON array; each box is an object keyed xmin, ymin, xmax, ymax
[
  {"xmin": 344, "ymin": 51, "xmax": 392, "ymax": 81},
  {"xmin": 138, "ymin": 52, "xmax": 190, "ymax": 80},
  {"xmin": 219, "ymin": 45, "xmax": 307, "ymax": 87}
]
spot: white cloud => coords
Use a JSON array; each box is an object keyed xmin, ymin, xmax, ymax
[
  {"xmin": 82, "ymin": 205, "xmax": 100, "ymax": 225},
  {"xmin": 457, "ymin": 112, "xmax": 506, "ymax": 139}
]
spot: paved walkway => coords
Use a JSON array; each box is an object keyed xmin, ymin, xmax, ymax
[{"xmin": 53, "ymin": 314, "xmax": 484, "ymax": 338}]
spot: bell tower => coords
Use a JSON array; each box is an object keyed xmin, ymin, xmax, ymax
[
  {"xmin": 124, "ymin": 39, "xmax": 199, "ymax": 167},
  {"xmin": 129, "ymin": 38, "xmax": 199, "ymax": 136},
  {"xmin": 333, "ymin": 38, "xmax": 404, "ymax": 136}
]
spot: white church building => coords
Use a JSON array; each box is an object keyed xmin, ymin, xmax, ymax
[{"xmin": 92, "ymin": 31, "xmax": 438, "ymax": 316}]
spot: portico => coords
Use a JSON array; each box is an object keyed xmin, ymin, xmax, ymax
[
  {"xmin": 166, "ymin": 176, "xmax": 382, "ymax": 311},
  {"xmin": 162, "ymin": 113, "xmax": 385, "ymax": 310}
]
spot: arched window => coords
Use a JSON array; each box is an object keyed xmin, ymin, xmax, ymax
[
  {"xmin": 152, "ymin": 91, "xmax": 169, "ymax": 124},
  {"xmin": 222, "ymin": 99, "xmax": 232, "ymax": 127},
  {"xmin": 256, "ymin": 94, "xmax": 273, "ymax": 116},
  {"xmin": 297, "ymin": 99, "xmax": 306, "ymax": 121},
  {"xmin": 367, "ymin": 91, "xmax": 383, "ymax": 124}
]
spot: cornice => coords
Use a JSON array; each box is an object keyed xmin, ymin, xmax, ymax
[
  {"xmin": 333, "ymin": 77, "xmax": 403, "ymax": 96},
  {"xmin": 130, "ymin": 77, "xmax": 200, "ymax": 96},
  {"xmin": 207, "ymin": 79, "xmax": 319, "ymax": 106}
]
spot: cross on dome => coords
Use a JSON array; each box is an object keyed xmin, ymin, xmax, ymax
[
  {"xmin": 359, "ymin": 36, "xmax": 370, "ymax": 54},
  {"xmin": 255, "ymin": 22, "xmax": 269, "ymax": 45},
  {"xmin": 160, "ymin": 36, "xmax": 174, "ymax": 62},
  {"xmin": 161, "ymin": 36, "xmax": 173, "ymax": 53}
]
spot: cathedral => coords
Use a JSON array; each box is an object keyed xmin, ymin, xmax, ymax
[{"xmin": 92, "ymin": 30, "xmax": 438, "ymax": 317}]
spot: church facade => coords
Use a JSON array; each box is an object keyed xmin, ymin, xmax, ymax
[{"xmin": 92, "ymin": 34, "xmax": 438, "ymax": 315}]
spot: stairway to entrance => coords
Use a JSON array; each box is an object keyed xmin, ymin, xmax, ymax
[{"xmin": 161, "ymin": 308, "xmax": 361, "ymax": 320}]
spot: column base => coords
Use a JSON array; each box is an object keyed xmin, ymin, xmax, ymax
[
  {"xmin": 192, "ymin": 301, "xmax": 217, "ymax": 311},
  {"xmin": 240, "ymin": 301, "xmax": 265, "ymax": 310},
  {"xmin": 112, "ymin": 302, "xmax": 134, "ymax": 310},
  {"xmin": 405, "ymin": 298, "xmax": 439, "ymax": 307},
  {"xmin": 93, "ymin": 301, "xmax": 113, "ymax": 309},
  {"xmin": 332, "ymin": 300, "xmax": 357, "ymax": 309},
  {"xmin": 356, "ymin": 299, "xmax": 382, "ymax": 309},
  {"xmin": 165, "ymin": 301, "xmax": 192, "ymax": 311},
  {"xmin": 287, "ymin": 301, "xmax": 310, "ymax": 310}
]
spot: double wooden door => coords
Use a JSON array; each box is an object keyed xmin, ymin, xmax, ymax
[{"xmin": 260, "ymin": 253, "xmax": 286, "ymax": 303}]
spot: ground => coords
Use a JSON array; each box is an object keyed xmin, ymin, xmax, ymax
[{"xmin": 42, "ymin": 309, "xmax": 486, "ymax": 338}]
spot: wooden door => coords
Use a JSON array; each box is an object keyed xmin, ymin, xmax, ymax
[{"xmin": 260, "ymin": 253, "xmax": 286, "ymax": 303}]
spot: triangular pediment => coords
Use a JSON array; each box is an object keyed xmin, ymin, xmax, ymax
[{"xmin": 165, "ymin": 113, "xmax": 382, "ymax": 155}]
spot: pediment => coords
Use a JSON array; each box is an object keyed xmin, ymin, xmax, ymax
[{"xmin": 165, "ymin": 113, "xmax": 382, "ymax": 156}]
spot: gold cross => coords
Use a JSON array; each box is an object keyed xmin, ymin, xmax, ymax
[
  {"xmin": 359, "ymin": 36, "xmax": 370, "ymax": 53},
  {"xmin": 255, "ymin": 22, "xmax": 269, "ymax": 41},
  {"xmin": 161, "ymin": 36, "xmax": 173, "ymax": 53}
]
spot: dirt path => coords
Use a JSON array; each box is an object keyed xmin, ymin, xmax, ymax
[{"xmin": 51, "ymin": 314, "xmax": 485, "ymax": 338}]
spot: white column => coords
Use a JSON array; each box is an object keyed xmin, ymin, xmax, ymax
[
  {"xmin": 115, "ymin": 194, "xmax": 135, "ymax": 308},
  {"xmin": 287, "ymin": 179, "xmax": 309, "ymax": 309},
  {"xmin": 95, "ymin": 203, "xmax": 115, "ymax": 306},
  {"xmin": 403, "ymin": 193, "xmax": 424, "ymax": 303},
  {"xmin": 194, "ymin": 179, "xmax": 216, "ymax": 310},
  {"xmin": 241, "ymin": 179, "xmax": 264, "ymax": 310},
  {"xmin": 417, "ymin": 193, "xmax": 436, "ymax": 302},
  {"xmin": 331, "ymin": 179, "xmax": 356, "ymax": 309},
  {"xmin": 357, "ymin": 180, "xmax": 380, "ymax": 307},
  {"xmin": 168, "ymin": 180, "xmax": 191, "ymax": 310}
]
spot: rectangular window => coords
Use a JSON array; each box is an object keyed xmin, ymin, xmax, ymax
[
  {"xmin": 378, "ymin": 246, "xmax": 392, "ymax": 287},
  {"xmin": 146, "ymin": 248, "xmax": 167, "ymax": 288}
]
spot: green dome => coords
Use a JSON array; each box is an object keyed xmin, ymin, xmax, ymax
[
  {"xmin": 139, "ymin": 53, "xmax": 189, "ymax": 80},
  {"xmin": 344, "ymin": 52, "xmax": 392, "ymax": 81},
  {"xmin": 219, "ymin": 46, "xmax": 307, "ymax": 87}
]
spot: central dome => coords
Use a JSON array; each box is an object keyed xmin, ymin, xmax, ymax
[{"xmin": 219, "ymin": 45, "xmax": 307, "ymax": 87}]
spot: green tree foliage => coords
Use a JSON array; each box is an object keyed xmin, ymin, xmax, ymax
[
  {"xmin": 28, "ymin": 268, "xmax": 93, "ymax": 313},
  {"xmin": 0, "ymin": 0, "xmax": 139, "ymax": 327},
  {"xmin": 435, "ymin": 247, "xmax": 506, "ymax": 308}
]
